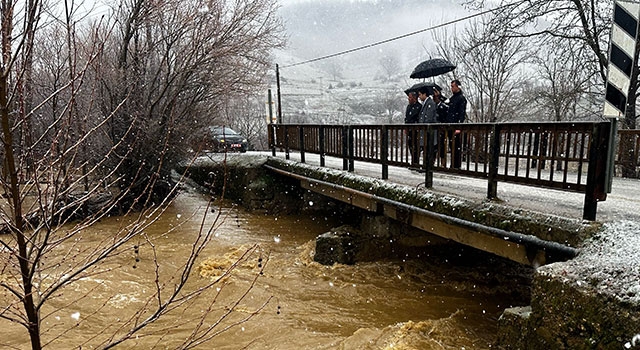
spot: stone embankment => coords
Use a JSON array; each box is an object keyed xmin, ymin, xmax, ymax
[{"xmin": 178, "ymin": 152, "xmax": 640, "ymax": 349}]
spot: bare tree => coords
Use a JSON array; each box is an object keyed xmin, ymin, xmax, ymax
[
  {"xmin": 465, "ymin": 0, "xmax": 611, "ymax": 82},
  {"xmin": 0, "ymin": 0, "xmax": 284, "ymax": 349},
  {"xmin": 432, "ymin": 18, "xmax": 528, "ymax": 122},
  {"xmin": 99, "ymin": 0, "xmax": 285, "ymax": 206},
  {"xmin": 324, "ymin": 60, "xmax": 344, "ymax": 81},
  {"xmin": 527, "ymin": 38, "xmax": 600, "ymax": 121},
  {"xmin": 465, "ymin": 0, "xmax": 637, "ymax": 176},
  {"xmin": 378, "ymin": 54, "xmax": 401, "ymax": 82}
]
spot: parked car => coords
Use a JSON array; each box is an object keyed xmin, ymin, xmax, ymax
[{"xmin": 205, "ymin": 126, "xmax": 248, "ymax": 153}]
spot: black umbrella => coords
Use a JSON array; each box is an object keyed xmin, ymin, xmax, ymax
[
  {"xmin": 404, "ymin": 82, "xmax": 442, "ymax": 96},
  {"xmin": 409, "ymin": 58, "xmax": 456, "ymax": 79}
]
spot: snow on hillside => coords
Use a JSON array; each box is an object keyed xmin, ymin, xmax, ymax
[
  {"xmin": 270, "ymin": 0, "xmax": 469, "ymax": 125},
  {"xmin": 272, "ymin": 49, "xmax": 418, "ymax": 125}
]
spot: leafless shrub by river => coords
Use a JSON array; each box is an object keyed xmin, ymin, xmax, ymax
[
  {"xmin": 0, "ymin": 187, "xmax": 276, "ymax": 348},
  {"xmin": 0, "ymin": 0, "xmax": 284, "ymax": 348}
]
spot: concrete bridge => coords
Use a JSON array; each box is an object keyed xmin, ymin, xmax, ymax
[
  {"xmin": 261, "ymin": 150, "xmax": 640, "ymax": 266},
  {"xmin": 180, "ymin": 120, "xmax": 640, "ymax": 268},
  {"xmin": 263, "ymin": 121, "xmax": 640, "ymax": 265},
  {"xmin": 181, "ymin": 149, "xmax": 640, "ymax": 349}
]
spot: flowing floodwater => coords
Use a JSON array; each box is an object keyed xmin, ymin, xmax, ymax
[{"xmin": 0, "ymin": 191, "xmax": 532, "ymax": 349}]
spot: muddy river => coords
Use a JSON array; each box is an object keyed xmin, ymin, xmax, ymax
[{"xmin": 0, "ymin": 191, "xmax": 532, "ymax": 349}]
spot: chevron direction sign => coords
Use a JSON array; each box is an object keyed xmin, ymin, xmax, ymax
[{"xmin": 604, "ymin": 0, "xmax": 640, "ymax": 117}]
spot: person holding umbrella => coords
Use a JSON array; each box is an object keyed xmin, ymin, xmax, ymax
[
  {"xmin": 408, "ymin": 58, "xmax": 460, "ymax": 167},
  {"xmin": 418, "ymin": 86, "xmax": 437, "ymax": 124},
  {"xmin": 404, "ymin": 82, "xmax": 440, "ymax": 166}
]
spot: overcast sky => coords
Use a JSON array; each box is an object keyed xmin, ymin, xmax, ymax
[{"xmin": 276, "ymin": 0, "xmax": 472, "ymax": 74}]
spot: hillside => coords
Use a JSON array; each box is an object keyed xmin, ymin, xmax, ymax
[
  {"xmin": 273, "ymin": 50, "xmax": 407, "ymax": 124},
  {"xmin": 271, "ymin": 0, "xmax": 469, "ymax": 124}
]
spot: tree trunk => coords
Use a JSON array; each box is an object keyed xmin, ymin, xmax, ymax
[
  {"xmin": 0, "ymin": 74, "xmax": 41, "ymax": 350},
  {"xmin": 1, "ymin": 0, "xmax": 42, "ymax": 347},
  {"xmin": 620, "ymin": 39, "xmax": 640, "ymax": 178}
]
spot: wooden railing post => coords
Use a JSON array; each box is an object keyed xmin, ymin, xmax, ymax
[
  {"xmin": 583, "ymin": 122, "xmax": 611, "ymax": 221},
  {"xmin": 532, "ymin": 131, "xmax": 540, "ymax": 168},
  {"xmin": 348, "ymin": 125, "xmax": 355, "ymax": 172},
  {"xmin": 425, "ymin": 125, "xmax": 434, "ymax": 188},
  {"xmin": 381, "ymin": 125, "xmax": 389, "ymax": 179},
  {"xmin": 299, "ymin": 125, "xmax": 305, "ymax": 163},
  {"xmin": 487, "ymin": 124, "xmax": 501, "ymax": 199},
  {"xmin": 284, "ymin": 125, "xmax": 290, "ymax": 160},
  {"xmin": 342, "ymin": 125, "xmax": 348, "ymax": 170},
  {"xmin": 319, "ymin": 125, "xmax": 325, "ymax": 167},
  {"xmin": 269, "ymin": 124, "xmax": 276, "ymax": 156}
]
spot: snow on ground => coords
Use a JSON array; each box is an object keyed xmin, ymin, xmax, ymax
[{"xmin": 539, "ymin": 220, "xmax": 640, "ymax": 304}]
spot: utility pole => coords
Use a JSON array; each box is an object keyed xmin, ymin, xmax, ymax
[{"xmin": 276, "ymin": 64, "xmax": 283, "ymax": 124}]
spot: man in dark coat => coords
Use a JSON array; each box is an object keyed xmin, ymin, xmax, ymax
[
  {"xmin": 433, "ymin": 87, "xmax": 448, "ymax": 123},
  {"xmin": 434, "ymin": 87, "xmax": 448, "ymax": 163},
  {"xmin": 405, "ymin": 91, "xmax": 421, "ymax": 165},
  {"xmin": 417, "ymin": 87, "xmax": 439, "ymax": 166},
  {"xmin": 446, "ymin": 80, "xmax": 466, "ymax": 168},
  {"xmin": 447, "ymin": 80, "xmax": 466, "ymax": 123}
]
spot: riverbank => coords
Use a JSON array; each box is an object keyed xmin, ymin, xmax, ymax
[
  {"xmin": 180, "ymin": 152, "xmax": 640, "ymax": 349},
  {"xmin": 499, "ymin": 220, "xmax": 640, "ymax": 349}
]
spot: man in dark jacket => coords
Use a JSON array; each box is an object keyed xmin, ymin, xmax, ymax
[
  {"xmin": 405, "ymin": 91, "xmax": 421, "ymax": 165},
  {"xmin": 433, "ymin": 87, "xmax": 448, "ymax": 123},
  {"xmin": 447, "ymin": 80, "xmax": 466, "ymax": 168},
  {"xmin": 418, "ymin": 87, "xmax": 439, "ymax": 166},
  {"xmin": 447, "ymin": 80, "xmax": 466, "ymax": 123}
]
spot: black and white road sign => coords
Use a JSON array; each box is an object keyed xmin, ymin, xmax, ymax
[{"xmin": 604, "ymin": 0, "xmax": 640, "ymax": 117}]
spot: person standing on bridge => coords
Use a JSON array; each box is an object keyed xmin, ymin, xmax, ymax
[
  {"xmin": 405, "ymin": 91, "xmax": 421, "ymax": 166},
  {"xmin": 434, "ymin": 86, "xmax": 448, "ymax": 123},
  {"xmin": 446, "ymin": 79, "xmax": 467, "ymax": 169},
  {"xmin": 418, "ymin": 86, "xmax": 437, "ymax": 124},
  {"xmin": 418, "ymin": 86, "xmax": 438, "ymax": 164},
  {"xmin": 433, "ymin": 86, "xmax": 449, "ymax": 165}
]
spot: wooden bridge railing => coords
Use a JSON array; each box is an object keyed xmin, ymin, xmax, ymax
[{"xmin": 268, "ymin": 122, "xmax": 614, "ymax": 220}]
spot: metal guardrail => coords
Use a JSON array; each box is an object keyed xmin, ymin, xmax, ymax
[{"xmin": 268, "ymin": 122, "xmax": 613, "ymax": 221}]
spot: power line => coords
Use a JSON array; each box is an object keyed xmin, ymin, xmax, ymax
[{"xmin": 280, "ymin": 5, "xmax": 508, "ymax": 69}]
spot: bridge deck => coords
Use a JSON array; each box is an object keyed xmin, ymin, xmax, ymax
[{"xmin": 273, "ymin": 151, "xmax": 640, "ymax": 223}]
